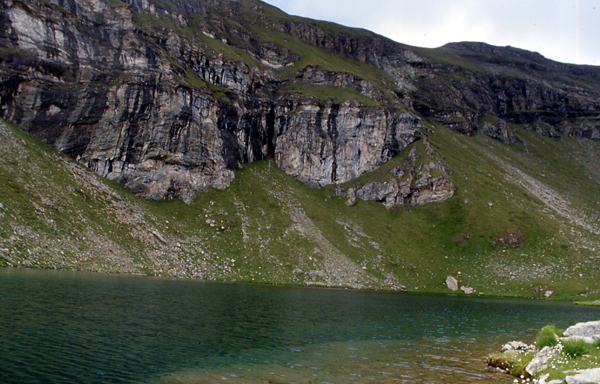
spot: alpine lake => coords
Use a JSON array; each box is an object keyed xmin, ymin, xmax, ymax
[{"xmin": 2, "ymin": 268, "xmax": 600, "ymax": 384}]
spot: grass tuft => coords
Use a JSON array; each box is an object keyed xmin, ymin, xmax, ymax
[
  {"xmin": 562, "ymin": 339, "xmax": 591, "ymax": 358},
  {"xmin": 486, "ymin": 351, "xmax": 534, "ymax": 377},
  {"xmin": 536, "ymin": 325, "xmax": 562, "ymax": 348}
]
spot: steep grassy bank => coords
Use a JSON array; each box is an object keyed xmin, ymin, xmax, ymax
[{"xmin": 1, "ymin": 118, "xmax": 600, "ymax": 299}]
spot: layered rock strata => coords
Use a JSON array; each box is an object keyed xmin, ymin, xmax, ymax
[
  {"xmin": 331, "ymin": 142, "xmax": 455, "ymax": 209},
  {"xmin": 1, "ymin": 0, "xmax": 599, "ymax": 203},
  {"xmin": 0, "ymin": 0, "xmax": 421, "ymax": 202}
]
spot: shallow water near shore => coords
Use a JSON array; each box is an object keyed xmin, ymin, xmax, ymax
[{"xmin": 1, "ymin": 268, "xmax": 599, "ymax": 384}]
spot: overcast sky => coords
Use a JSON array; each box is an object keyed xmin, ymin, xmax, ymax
[{"xmin": 262, "ymin": 0, "xmax": 600, "ymax": 66}]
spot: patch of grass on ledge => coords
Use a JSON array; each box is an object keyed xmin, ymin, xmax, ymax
[{"xmin": 282, "ymin": 81, "xmax": 379, "ymax": 106}]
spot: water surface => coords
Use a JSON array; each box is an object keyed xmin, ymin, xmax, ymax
[{"xmin": 1, "ymin": 268, "xmax": 599, "ymax": 383}]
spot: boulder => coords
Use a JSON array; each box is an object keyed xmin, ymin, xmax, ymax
[
  {"xmin": 525, "ymin": 346, "xmax": 556, "ymax": 376},
  {"xmin": 563, "ymin": 320, "xmax": 600, "ymax": 343},
  {"xmin": 565, "ymin": 368, "xmax": 600, "ymax": 384},
  {"xmin": 460, "ymin": 285, "xmax": 475, "ymax": 295},
  {"xmin": 345, "ymin": 188, "xmax": 357, "ymax": 207},
  {"xmin": 501, "ymin": 341, "xmax": 530, "ymax": 353},
  {"xmin": 445, "ymin": 276, "xmax": 459, "ymax": 291},
  {"xmin": 481, "ymin": 119, "xmax": 518, "ymax": 144}
]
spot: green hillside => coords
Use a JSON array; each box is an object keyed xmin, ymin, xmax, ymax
[{"xmin": 2, "ymin": 118, "xmax": 599, "ymax": 300}]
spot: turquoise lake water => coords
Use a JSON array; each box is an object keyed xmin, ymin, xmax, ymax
[{"xmin": 1, "ymin": 268, "xmax": 600, "ymax": 384}]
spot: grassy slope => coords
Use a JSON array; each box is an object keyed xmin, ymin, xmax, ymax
[
  {"xmin": 131, "ymin": 0, "xmax": 400, "ymax": 106},
  {"xmin": 2, "ymin": 117, "xmax": 600, "ymax": 299}
]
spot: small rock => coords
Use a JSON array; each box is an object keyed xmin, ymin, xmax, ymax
[
  {"xmin": 536, "ymin": 373, "xmax": 550, "ymax": 384},
  {"xmin": 544, "ymin": 290, "xmax": 554, "ymax": 298},
  {"xmin": 345, "ymin": 195, "xmax": 357, "ymax": 207},
  {"xmin": 445, "ymin": 276, "xmax": 459, "ymax": 291},
  {"xmin": 525, "ymin": 346, "xmax": 556, "ymax": 376},
  {"xmin": 293, "ymin": 268, "xmax": 303, "ymax": 275},
  {"xmin": 488, "ymin": 202, "xmax": 493, "ymax": 208},
  {"xmin": 460, "ymin": 285, "xmax": 475, "ymax": 295},
  {"xmin": 536, "ymin": 374, "xmax": 563, "ymax": 384},
  {"xmin": 502, "ymin": 341, "xmax": 530, "ymax": 353}
]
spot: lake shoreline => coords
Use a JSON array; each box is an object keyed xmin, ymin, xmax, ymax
[
  {"xmin": 1, "ymin": 265, "xmax": 597, "ymax": 304},
  {"xmin": 487, "ymin": 321, "xmax": 600, "ymax": 384},
  {"xmin": 2, "ymin": 268, "xmax": 600, "ymax": 384}
]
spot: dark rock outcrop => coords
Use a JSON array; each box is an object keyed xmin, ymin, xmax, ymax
[{"xmin": 480, "ymin": 119, "xmax": 518, "ymax": 144}]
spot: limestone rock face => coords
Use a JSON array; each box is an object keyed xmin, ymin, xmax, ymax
[
  {"xmin": 275, "ymin": 103, "xmax": 420, "ymax": 187},
  {"xmin": 0, "ymin": 0, "xmax": 421, "ymax": 201},
  {"xmin": 331, "ymin": 143, "xmax": 455, "ymax": 209},
  {"xmin": 1, "ymin": 0, "xmax": 600, "ymax": 203}
]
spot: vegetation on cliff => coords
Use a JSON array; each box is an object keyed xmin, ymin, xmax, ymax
[
  {"xmin": 1, "ymin": 0, "xmax": 600, "ymax": 298},
  {"xmin": 2, "ymin": 115, "xmax": 600, "ymax": 299}
]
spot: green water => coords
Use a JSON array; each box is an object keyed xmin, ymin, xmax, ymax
[{"xmin": 1, "ymin": 268, "xmax": 599, "ymax": 384}]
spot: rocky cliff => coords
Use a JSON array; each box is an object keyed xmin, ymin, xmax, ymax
[
  {"xmin": 1, "ymin": 0, "xmax": 599, "ymax": 205},
  {"xmin": 0, "ymin": 0, "xmax": 422, "ymax": 203}
]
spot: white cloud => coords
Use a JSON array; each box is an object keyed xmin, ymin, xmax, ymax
[{"xmin": 263, "ymin": 0, "xmax": 600, "ymax": 66}]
